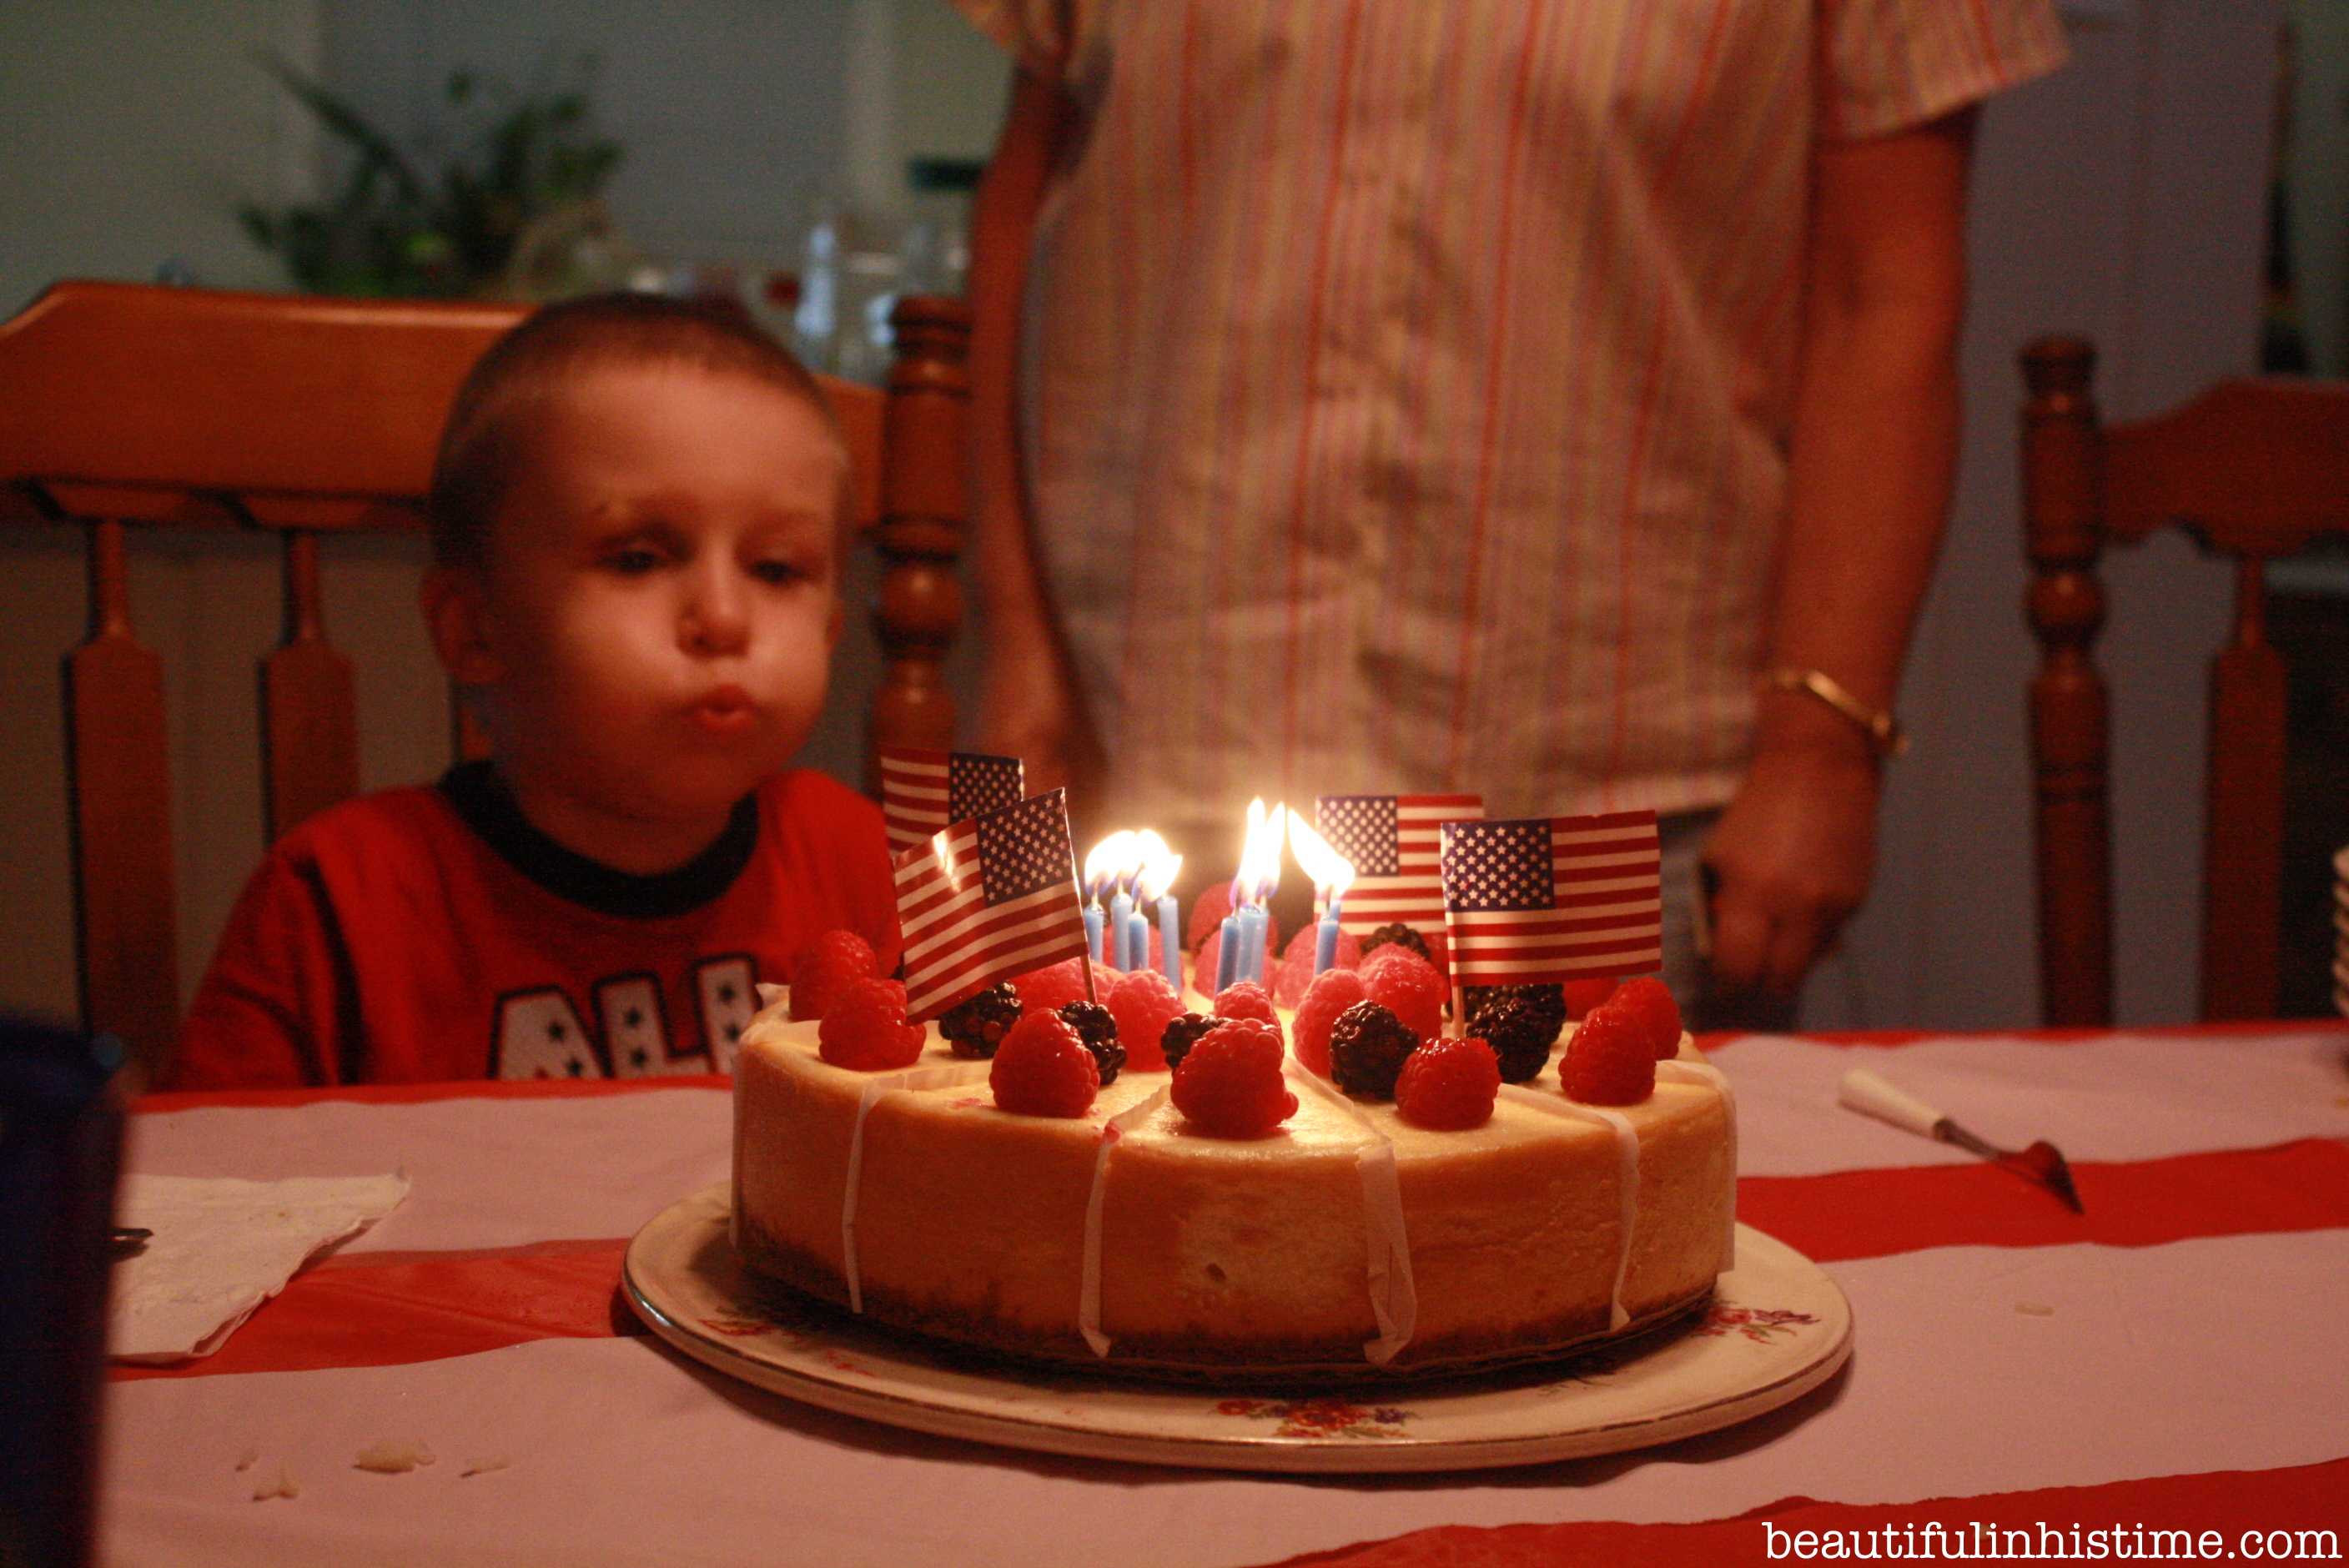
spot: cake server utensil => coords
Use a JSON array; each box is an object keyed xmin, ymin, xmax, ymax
[{"xmin": 1838, "ymin": 1068, "xmax": 2085, "ymax": 1214}]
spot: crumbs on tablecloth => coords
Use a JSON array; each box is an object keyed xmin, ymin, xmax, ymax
[
  {"xmin": 251, "ymin": 1464, "xmax": 299, "ymax": 1502},
  {"xmin": 353, "ymin": 1440, "xmax": 437, "ymax": 1474},
  {"xmin": 2014, "ymin": 1301, "xmax": 2055, "ymax": 1316},
  {"xmin": 461, "ymin": 1455, "xmax": 511, "ymax": 1478}
]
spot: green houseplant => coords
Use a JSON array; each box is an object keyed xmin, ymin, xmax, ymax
[{"xmin": 239, "ymin": 49, "xmax": 625, "ymax": 299}]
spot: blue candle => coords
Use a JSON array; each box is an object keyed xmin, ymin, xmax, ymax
[
  {"xmin": 1315, "ymin": 897, "xmax": 1343, "ymax": 974},
  {"xmin": 1123, "ymin": 909, "xmax": 1149, "ymax": 978},
  {"xmin": 1237, "ymin": 902, "xmax": 1265, "ymax": 986},
  {"xmin": 1215, "ymin": 912, "xmax": 1240, "ymax": 993},
  {"xmin": 1156, "ymin": 894, "xmax": 1182, "ymax": 991},
  {"xmin": 1084, "ymin": 902, "xmax": 1104, "ymax": 967},
  {"xmin": 1109, "ymin": 891, "xmax": 1134, "ymax": 970}
]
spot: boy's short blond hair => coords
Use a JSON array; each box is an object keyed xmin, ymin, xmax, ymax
[{"xmin": 429, "ymin": 291, "xmax": 842, "ymax": 571}]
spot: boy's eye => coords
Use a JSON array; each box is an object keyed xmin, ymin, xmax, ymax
[
  {"xmin": 752, "ymin": 557, "xmax": 812, "ymax": 585},
  {"xmin": 603, "ymin": 545, "xmax": 665, "ymax": 575}
]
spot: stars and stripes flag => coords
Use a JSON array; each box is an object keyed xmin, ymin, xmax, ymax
[
  {"xmin": 894, "ymin": 787, "xmax": 1089, "ymax": 1022},
  {"xmin": 1439, "ymin": 810, "xmax": 1662, "ymax": 984},
  {"xmin": 877, "ymin": 746, "xmax": 1025, "ymax": 854},
  {"xmin": 1315, "ymin": 794, "xmax": 1484, "ymax": 963}
]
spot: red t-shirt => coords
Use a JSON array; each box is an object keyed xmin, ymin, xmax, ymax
[{"xmin": 169, "ymin": 764, "xmax": 902, "ymax": 1088}]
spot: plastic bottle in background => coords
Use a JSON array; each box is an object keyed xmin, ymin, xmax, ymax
[{"xmin": 792, "ymin": 197, "xmax": 841, "ymax": 374}]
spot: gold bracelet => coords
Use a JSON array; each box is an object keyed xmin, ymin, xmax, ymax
[{"xmin": 1758, "ymin": 667, "xmax": 1909, "ymax": 759}]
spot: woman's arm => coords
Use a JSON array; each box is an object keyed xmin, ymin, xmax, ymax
[
  {"xmin": 1702, "ymin": 108, "xmax": 1978, "ymax": 1002},
  {"xmin": 964, "ymin": 67, "xmax": 1099, "ymax": 798}
]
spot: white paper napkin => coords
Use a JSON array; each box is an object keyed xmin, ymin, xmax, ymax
[{"xmin": 109, "ymin": 1173, "xmax": 410, "ymax": 1363}]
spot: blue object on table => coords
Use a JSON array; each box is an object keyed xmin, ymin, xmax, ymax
[{"xmin": 0, "ymin": 1015, "xmax": 127, "ymax": 1568}]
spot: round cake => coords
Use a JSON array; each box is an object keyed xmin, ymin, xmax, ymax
[{"xmin": 729, "ymin": 993, "xmax": 1738, "ymax": 1380}]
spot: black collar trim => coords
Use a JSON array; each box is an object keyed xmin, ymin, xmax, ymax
[{"xmin": 437, "ymin": 760, "xmax": 758, "ymax": 920}]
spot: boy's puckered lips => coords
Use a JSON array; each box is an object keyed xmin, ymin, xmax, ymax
[{"xmin": 691, "ymin": 683, "xmax": 757, "ymax": 735}]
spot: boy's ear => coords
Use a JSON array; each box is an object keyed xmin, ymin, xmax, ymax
[{"xmin": 420, "ymin": 567, "xmax": 505, "ymax": 686}]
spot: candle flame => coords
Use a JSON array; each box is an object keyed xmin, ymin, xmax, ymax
[
  {"xmin": 1286, "ymin": 815, "xmax": 1356, "ymax": 903},
  {"xmin": 1084, "ymin": 830, "xmax": 1138, "ymax": 900},
  {"xmin": 1235, "ymin": 800, "xmax": 1288, "ymax": 905},
  {"xmin": 1230, "ymin": 799, "xmax": 1265, "ymax": 904},
  {"xmin": 1133, "ymin": 831, "xmax": 1180, "ymax": 904}
]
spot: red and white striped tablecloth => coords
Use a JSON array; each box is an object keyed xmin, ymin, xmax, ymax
[{"xmin": 104, "ymin": 1025, "xmax": 2349, "ymax": 1567}]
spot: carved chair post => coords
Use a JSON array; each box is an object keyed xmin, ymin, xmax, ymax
[
  {"xmin": 2020, "ymin": 336, "xmax": 2114, "ymax": 1027},
  {"xmin": 865, "ymin": 294, "xmax": 973, "ymax": 792},
  {"xmin": 63, "ymin": 517, "xmax": 181, "ymax": 1073}
]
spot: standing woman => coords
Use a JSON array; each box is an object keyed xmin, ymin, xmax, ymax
[{"xmin": 957, "ymin": 0, "xmax": 2065, "ymax": 1023}]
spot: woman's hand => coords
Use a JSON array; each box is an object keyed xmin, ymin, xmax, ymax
[{"xmin": 1701, "ymin": 705, "xmax": 1882, "ymax": 1001}]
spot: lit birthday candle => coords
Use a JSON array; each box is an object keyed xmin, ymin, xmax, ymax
[
  {"xmin": 1115, "ymin": 833, "xmax": 1152, "ymax": 970},
  {"xmin": 1287, "ymin": 815, "xmax": 1356, "ymax": 974},
  {"xmin": 1235, "ymin": 801, "xmax": 1286, "ymax": 988},
  {"xmin": 1134, "ymin": 832, "xmax": 1183, "ymax": 992},
  {"xmin": 1216, "ymin": 800, "xmax": 1269, "ymax": 994},
  {"xmin": 1084, "ymin": 832, "xmax": 1134, "ymax": 967}
]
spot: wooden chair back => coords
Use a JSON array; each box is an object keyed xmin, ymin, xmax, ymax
[
  {"xmin": 2020, "ymin": 335, "xmax": 2349, "ymax": 1024},
  {"xmin": 0, "ymin": 279, "xmax": 968, "ymax": 1075}
]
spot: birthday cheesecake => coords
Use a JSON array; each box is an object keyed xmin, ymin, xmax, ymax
[{"xmin": 728, "ymin": 964, "xmax": 1737, "ymax": 1379}]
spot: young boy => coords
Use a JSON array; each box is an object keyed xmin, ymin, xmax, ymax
[{"xmin": 168, "ymin": 294, "xmax": 901, "ymax": 1088}]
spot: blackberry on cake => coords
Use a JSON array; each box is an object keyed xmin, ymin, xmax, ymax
[
  {"xmin": 938, "ymin": 983, "xmax": 1022, "ymax": 1059},
  {"xmin": 1463, "ymin": 983, "xmax": 1566, "ymax": 1046},
  {"xmin": 1358, "ymin": 922, "xmax": 1431, "ymax": 962},
  {"xmin": 1328, "ymin": 998, "xmax": 1419, "ymax": 1100},
  {"xmin": 1157, "ymin": 1011, "xmax": 1217, "ymax": 1071},
  {"xmin": 1056, "ymin": 999, "xmax": 1126, "ymax": 1086},
  {"xmin": 1471, "ymin": 994, "xmax": 1558, "ymax": 1084}
]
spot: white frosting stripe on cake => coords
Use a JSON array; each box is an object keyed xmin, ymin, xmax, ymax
[
  {"xmin": 1656, "ymin": 1053, "xmax": 1738, "ymax": 1273},
  {"xmin": 1497, "ymin": 1086, "xmax": 1641, "ymax": 1329},
  {"xmin": 1285, "ymin": 1065, "xmax": 1420, "ymax": 1365},
  {"xmin": 1077, "ymin": 1085, "xmax": 1174, "ymax": 1357},
  {"xmin": 841, "ymin": 1060, "xmax": 992, "ymax": 1314}
]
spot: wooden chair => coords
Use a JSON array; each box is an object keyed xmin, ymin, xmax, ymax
[
  {"xmin": 2020, "ymin": 335, "xmax": 2349, "ymax": 1024},
  {"xmin": 0, "ymin": 279, "xmax": 969, "ymax": 1076}
]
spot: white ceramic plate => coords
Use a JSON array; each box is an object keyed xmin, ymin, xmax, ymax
[{"xmin": 623, "ymin": 1185, "xmax": 1852, "ymax": 1473}]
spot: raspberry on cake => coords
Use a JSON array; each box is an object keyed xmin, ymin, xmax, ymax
[
  {"xmin": 990, "ymin": 1010, "xmax": 1099, "ymax": 1116},
  {"xmin": 1291, "ymin": 967, "xmax": 1369, "ymax": 1078},
  {"xmin": 1169, "ymin": 1018, "xmax": 1295, "ymax": 1138},
  {"xmin": 1396, "ymin": 1036, "xmax": 1501, "ymax": 1130},
  {"xmin": 1271, "ymin": 924, "xmax": 1361, "ymax": 1005},
  {"xmin": 1564, "ymin": 1004, "xmax": 1656, "ymax": 1105},
  {"xmin": 1608, "ymin": 977, "xmax": 1683, "ymax": 1059},
  {"xmin": 1563, "ymin": 977, "xmax": 1619, "ymax": 1020},
  {"xmin": 1210, "ymin": 979, "xmax": 1280, "ymax": 1032},
  {"xmin": 816, "ymin": 977, "xmax": 925, "ymax": 1070},
  {"xmin": 1360, "ymin": 950, "xmax": 1444, "ymax": 1042},
  {"xmin": 1012, "ymin": 957, "xmax": 1115, "ymax": 1015},
  {"xmin": 1106, "ymin": 970, "xmax": 1183, "ymax": 1070},
  {"xmin": 789, "ymin": 929, "xmax": 880, "ymax": 1022}
]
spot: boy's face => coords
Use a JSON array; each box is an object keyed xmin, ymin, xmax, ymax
[{"xmin": 427, "ymin": 362, "xmax": 845, "ymax": 867}]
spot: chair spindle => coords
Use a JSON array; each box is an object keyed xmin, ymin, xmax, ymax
[{"xmin": 64, "ymin": 518, "xmax": 179, "ymax": 1074}]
